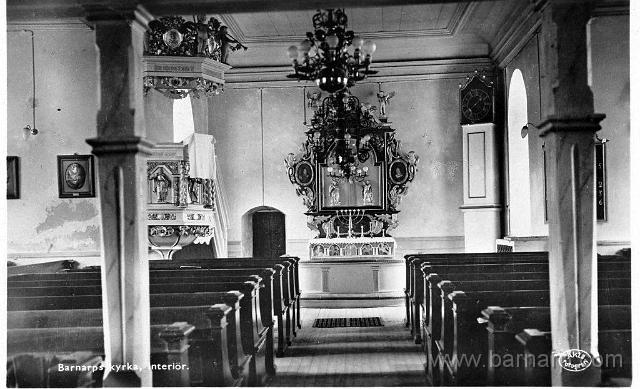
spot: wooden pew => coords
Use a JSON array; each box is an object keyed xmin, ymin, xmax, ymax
[
  {"xmin": 8, "ymin": 258, "xmax": 300, "ymax": 387},
  {"xmin": 517, "ymin": 329, "xmax": 631, "ymax": 387},
  {"xmin": 7, "ymin": 260, "xmax": 80, "ymax": 276},
  {"xmin": 482, "ymin": 306, "xmax": 549, "ymax": 386},
  {"xmin": 410, "ymin": 253, "xmax": 550, "ymax": 341},
  {"xmin": 442, "ymin": 288, "xmax": 630, "ymax": 386},
  {"xmin": 483, "ymin": 304, "xmax": 631, "ymax": 386},
  {"xmin": 66, "ymin": 256, "xmax": 299, "ymax": 353},
  {"xmin": 11, "ymin": 278, "xmax": 273, "ymax": 376},
  {"xmin": 15, "ymin": 266, "xmax": 291, "ymax": 359},
  {"xmin": 404, "ymin": 252, "xmax": 548, "ymax": 339},
  {"xmin": 421, "ymin": 271, "xmax": 549, "ymax": 386},
  {"xmin": 7, "ymin": 351, "xmax": 103, "ymax": 388},
  {"xmin": 431, "ymin": 263, "xmax": 629, "ymax": 386},
  {"xmin": 8, "ymin": 277, "xmax": 270, "ymax": 386},
  {"xmin": 411, "ymin": 261, "xmax": 550, "ymax": 343},
  {"xmin": 421, "ymin": 270, "xmax": 629, "ymax": 385},
  {"xmin": 416, "ymin": 258, "xmax": 628, "ymax": 344},
  {"xmin": 154, "ymin": 257, "xmax": 302, "ymax": 335},
  {"xmin": 405, "ymin": 252, "xmax": 629, "ymax": 342},
  {"xmin": 7, "ymin": 288, "xmax": 262, "ymax": 386},
  {"xmin": 7, "ymin": 320, "xmax": 204, "ymax": 387},
  {"xmin": 598, "ymin": 305, "xmax": 632, "ymax": 383},
  {"xmin": 514, "ymin": 329, "xmax": 552, "ymax": 385},
  {"xmin": 150, "ymin": 265, "xmax": 292, "ymax": 355},
  {"xmin": 7, "ymin": 304, "xmax": 242, "ymax": 386}
]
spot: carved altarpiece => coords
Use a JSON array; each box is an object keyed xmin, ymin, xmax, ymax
[{"xmin": 285, "ymin": 93, "xmax": 419, "ymax": 240}]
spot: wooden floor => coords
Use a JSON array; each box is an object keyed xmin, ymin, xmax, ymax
[{"xmin": 268, "ymin": 305, "xmax": 427, "ymax": 387}]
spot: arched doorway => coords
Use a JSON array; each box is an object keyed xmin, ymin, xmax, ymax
[
  {"xmin": 241, "ymin": 206, "xmax": 286, "ymax": 257},
  {"xmin": 506, "ymin": 69, "xmax": 532, "ymax": 236}
]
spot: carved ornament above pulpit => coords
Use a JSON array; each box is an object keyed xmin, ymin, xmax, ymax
[
  {"xmin": 142, "ymin": 15, "xmax": 247, "ymax": 99},
  {"xmin": 285, "ymin": 90, "xmax": 419, "ymax": 239}
]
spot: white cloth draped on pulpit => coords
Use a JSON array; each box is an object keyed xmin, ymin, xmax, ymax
[{"xmin": 185, "ymin": 133, "xmax": 217, "ymax": 179}]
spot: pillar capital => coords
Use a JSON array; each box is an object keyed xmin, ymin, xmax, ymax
[
  {"xmin": 537, "ymin": 114, "xmax": 606, "ymax": 137},
  {"xmin": 82, "ymin": 4, "xmax": 153, "ymax": 27},
  {"xmin": 87, "ymin": 136, "xmax": 155, "ymax": 156}
]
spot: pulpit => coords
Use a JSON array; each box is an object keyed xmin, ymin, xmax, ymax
[{"xmin": 146, "ymin": 139, "xmax": 219, "ymax": 259}]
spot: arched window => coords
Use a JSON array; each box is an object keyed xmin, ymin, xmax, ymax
[
  {"xmin": 172, "ymin": 95, "xmax": 195, "ymax": 143},
  {"xmin": 507, "ymin": 69, "xmax": 532, "ymax": 236}
]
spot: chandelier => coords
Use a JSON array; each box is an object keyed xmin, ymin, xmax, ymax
[
  {"xmin": 306, "ymin": 91, "xmax": 384, "ymax": 182},
  {"xmin": 286, "ymin": 9, "xmax": 377, "ymax": 93},
  {"xmin": 326, "ymin": 132, "xmax": 370, "ymax": 182}
]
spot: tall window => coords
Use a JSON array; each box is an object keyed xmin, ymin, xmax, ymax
[
  {"xmin": 507, "ymin": 70, "xmax": 532, "ymax": 236},
  {"xmin": 173, "ymin": 95, "xmax": 195, "ymax": 143}
]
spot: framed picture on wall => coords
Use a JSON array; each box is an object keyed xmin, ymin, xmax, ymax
[
  {"xmin": 7, "ymin": 156, "xmax": 20, "ymax": 199},
  {"xmin": 57, "ymin": 154, "xmax": 96, "ymax": 198}
]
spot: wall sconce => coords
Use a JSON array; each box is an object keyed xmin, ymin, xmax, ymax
[
  {"xmin": 521, "ymin": 122, "xmax": 537, "ymax": 138},
  {"xmin": 23, "ymin": 124, "xmax": 38, "ymax": 140}
]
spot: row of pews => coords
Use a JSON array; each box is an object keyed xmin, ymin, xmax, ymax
[
  {"xmin": 404, "ymin": 251, "xmax": 632, "ymax": 386},
  {"xmin": 7, "ymin": 256, "xmax": 301, "ymax": 387}
]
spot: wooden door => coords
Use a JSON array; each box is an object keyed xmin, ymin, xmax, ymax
[{"xmin": 252, "ymin": 211, "xmax": 286, "ymax": 257}]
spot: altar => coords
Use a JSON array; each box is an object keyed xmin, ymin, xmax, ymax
[
  {"xmin": 308, "ymin": 236, "xmax": 395, "ymax": 260},
  {"xmin": 283, "ymin": 89, "xmax": 419, "ymax": 307},
  {"xmin": 299, "ymin": 237, "xmax": 404, "ymax": 306}
]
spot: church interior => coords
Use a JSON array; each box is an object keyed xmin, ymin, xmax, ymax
[{"xmin": 4, "ymin": 0, "xmax": 634, "ymax": 387}]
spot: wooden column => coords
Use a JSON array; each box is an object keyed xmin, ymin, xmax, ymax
[
  {"xmin": 537, "ymin": 0, "xmax": 604, "ymax": 385},
  {"xmin": 84, "ymin": 5, "xmax": 154, "ymax": 387}
]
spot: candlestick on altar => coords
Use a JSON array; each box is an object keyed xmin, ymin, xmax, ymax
[
  {"xmin": 335, "ymin": 209, "xmax": 366, "ymax": 239},
  {"xmin": 360, "ymin": 225, "xmax": 364, "ymax": 238}
]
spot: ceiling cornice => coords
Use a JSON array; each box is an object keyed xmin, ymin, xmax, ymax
[
  {"xmin": 593, "ymin": 1, "xmax": 629, "ymax": 16},
  {"xmin": 224, "ymin": 57, "xmax": 494, "ymax": 88},
  {"xmin": 5, "ymin": 0, "xmax": 497, "ymax": 21},
  {"xmin": 141, "ymin": 0, "xmax": 492, "ymax": 15},
  {"xmin": 491, "ymin": 0, "xmax": 629, "ymax": 68},
  {"xmin": 7, "ymin": 19, "xmax": 93, "ymax": 30},
  {"xmin": 491, "ymin": 1, "xmax": 543, "ymax": 68},
  {"xmin": 219, "ymin": 3, "xmax": 473, "ymax": 44}
]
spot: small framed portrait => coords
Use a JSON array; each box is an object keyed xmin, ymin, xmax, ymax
[
  {"xmin": 389, "ymin": 159, "xmax": 408, "ymax": 185},
  {"xmin": 57, "ymin": 154, "xmax": 96, "ymax": 198},
  {"xmin": 294, "ymin": 161, "xmax": 314, "ymax": 186},
  {"xmin": 7, "ymin": 156, "xmax": 20, "ymax": 199}
]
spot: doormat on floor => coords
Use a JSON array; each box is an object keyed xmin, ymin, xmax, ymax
[{"xmin": 313, "ymin": 317, "xmax": 383, "ymax": 328}]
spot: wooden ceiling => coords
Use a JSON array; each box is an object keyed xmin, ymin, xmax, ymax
[
  {"xmin": 5, "ymin": 0, "xmax": 532, "ymax": 66},
  {"xmin": 220, "ymin": 4, "xmax": 468, "ymax": 43}
]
